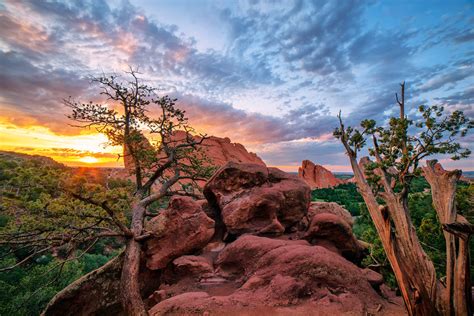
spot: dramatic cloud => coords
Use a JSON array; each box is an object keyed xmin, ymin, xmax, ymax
[
  {"xmin": 174, "ymin": 93, "xmax": 335, "ymax": 144},
  {"xmin": 0, "ymin": 0, "xmax": 472, "ymax": 170}
]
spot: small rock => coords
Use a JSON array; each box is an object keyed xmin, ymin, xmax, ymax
[
  {"xmin": 361, "ymin": 268, "xmax": 384, "ymax": 288},
  {"xmin": 172, "ymin": 255, "xmax": 213, "ymax": 277},
  {"xmin": 148, "ymin": 290, "xmax": 167, "ymax": 306}
]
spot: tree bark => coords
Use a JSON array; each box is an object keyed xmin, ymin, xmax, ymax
[
  {"xmin": 351, "ymin": 156, "xmax": 441, "ymax": 315},
  {"xmin": 454, "ymin": 238, "xmax": 470, "ymax": 315},
  {"xmin": 422, "ymin": 160, "xmax": 473, "ymax": 315},
  {"xmin": 120, "ymin": 200, "xmax": 148, "ymax": 316}
]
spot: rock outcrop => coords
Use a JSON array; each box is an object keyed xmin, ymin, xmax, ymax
[
  {"xmin": 195, "ymin": 133, "xmax": 265, "ymax": 167},
  {"xmin": 43, "ymin": 162, "xmax": 406, "ymax": 315},
  {"xmin": 145, "ymin": 196, "xmax": 215, "ymax": 270},
  {"xmin": 308, "ymin": 201, "xmax": 354, "ymax": 227},
  {"xmin": 304, "ymin": 213, "xmax": 365, "ymax": 262},
  {"xmin": 298, "ymin": 160, "xmax": 344, "ymax": 189},
  {"xmin": 204, "ymin": 162, "xmax": 311, "ymax": 236},
  {"xmin": 150, "ymin": 235, "xmax": 405, "ymax": 315},
  {"xmin": 124, "ymin": 131, "xmax": 265, "ymax": 174}
]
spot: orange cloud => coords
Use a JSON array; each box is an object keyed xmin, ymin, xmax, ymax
[{"xmin": 0, "ymin": 123, "xmax": 123, "ymax": 167}]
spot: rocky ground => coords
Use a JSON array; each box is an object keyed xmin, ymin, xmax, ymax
[{"xmin": 44, "ymin": 162, "xmax": 406, "ymax": 316}]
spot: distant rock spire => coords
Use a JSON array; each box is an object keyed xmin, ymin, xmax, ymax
[{"xmin": 298, "ymin": 160, "xmax": 344, "ymax": 189}]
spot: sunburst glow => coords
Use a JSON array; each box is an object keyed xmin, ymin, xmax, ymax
[{"xmin": 79, "ymin": 156, "xmax": 99, "ymax": 164}]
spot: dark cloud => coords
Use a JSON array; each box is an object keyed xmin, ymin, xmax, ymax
[
  {"xmin": 434, "ymin": 86, "xmax": 474, "ymax": 117},
  {"xmin": 454, "ymin": 30, "xmax": 474, "ymax": 44},
  {"xmin": 0, "ymin": 50, "xmax": 90, "ymax": 132},
  {"xmin": 2, "ymin": 0, "xmax": 280, "ymax": 95},
  {"xmin": 0, "ymin": 0, "xmax": 472, "ymax": 169},
  {"xmin": 223, "ymin": 1, "xmax": 367, "ymax": 79}
]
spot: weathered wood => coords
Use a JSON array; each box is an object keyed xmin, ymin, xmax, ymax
[
  {"xmin": 337, "ymin": 83, "xmax": 473, "ymax": 315},
  {"xmin": 350, "ymin": 159, "xmax": 440, "ymax": 315}
]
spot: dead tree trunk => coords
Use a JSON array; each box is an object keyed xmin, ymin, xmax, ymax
[
  {"xmin": 335, "ymin": 80, "xmax": 474, "ymax": 315},
  {"xmin": 347, "ymin": 152, "xmax": 440, "ymax": 315},
  {"xmin": 343, "ymin": 154, "xmax": 473, "ymax": 315},
  {"xmin": 423, "ymin": 160, "xmax": 473, "ymax": 315}
]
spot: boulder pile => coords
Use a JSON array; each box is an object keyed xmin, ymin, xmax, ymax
[{"xmin": 44, "ymin": 162, "xmax": 406, "ymax": 316}]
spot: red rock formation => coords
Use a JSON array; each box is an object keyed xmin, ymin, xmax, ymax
[
  {"xmin": 123, "ymin": 131, "xmax": 265, "ymax": 172},
  {"xmin": 44, "ymin": 162, "xmax": 406, "ymax": 315},
  {"xmin": 145, "ymin": 196, "xmax": 215, "ymax": 270},
  {"xmin": 204, "ymin": 162, "xmax": 311, "ymax": 236},
  {"xmin": 149, "ymin": 235, "xmax": 405, "ymax": 315},
  {"xmin": 304, "ymin": 212, "xmax": 364, "ymax": 262},
  {"xmin": 308, "ymin": 201, "xmax": 354, "ymax": 227},
  {"xmin": 298, "ymin": 159, "xmax": 344, "ymax": 189},
  {"xmin": 194, "ymin": 133, "xmax": 265, "ymax": 167}
]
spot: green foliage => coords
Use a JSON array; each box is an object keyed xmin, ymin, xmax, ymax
[
  {"xmin": 0, "ymin": 152, "xmax": 132, "ymax": 256},
  {"xmin": 311, "ymin": 183, "xmax": 363, "ymax": 216},
  {"xmin": 311, "ymin": 177, "xmax": 430, "ymax": 216},
  {"xmin": 0, "ymin": 152, "xmax": 123, "ymax": 315},
  {"xmin": 0, "ymin": 252, "xmax": 116, "ymax": 316},
  {"xmin": 455, "ymin": 183, "xmax": 474, "ymax": 280},
  {"xmin": 456, "ymin": 184, "xmax": 474, "ymax": 223}
]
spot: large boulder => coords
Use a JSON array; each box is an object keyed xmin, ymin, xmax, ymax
[
  {"xmin": 145, "ymin": 196, "xmax": 215, "ymax": 270},
  {"xmin": 204, "ymin": 162, "xmax": 311, "ymax": 236},
  {"xmin": 150, "ymin": 235, "xmax": 405, "ymax": 315},
  {"xmin": 304, "ymin": 213, "xmax": 364, "ymax": 262},
  {"xmin": 171, "ymin": 255, "xmax": 214, "ymax": 279},
  {"xmin": 298, "ymin": 160, "xmax": 344, "ymax": 189},
  {"xmin": 308, "ymin": 202, "xmax": 354, "ymax": 227},
  {"xmin": 283, "ymin": 202, "xmax": 363, "ymax": 263}
]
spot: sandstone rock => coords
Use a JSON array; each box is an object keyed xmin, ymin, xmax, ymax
[
  {"xmin": 298, "ymin": 160, "xmax": 344, "ymax": 189},
  {"xmin": 308, "ymin": 201, "xmax": 354, "ymax": 227},
  {"xmin": 304, "ymin": 213, "xmax": 364, "ymax": 262},
  {"xmin": 204, "ymin": 162, "xmax": 311, "ymax": 236},
  {"xmin": 361, "ymin": 268, "xmax": 384, "ymax": 288},
  {"xmin": 150, "ymin": 235, "xmax": 406, "ymax": 315},
  {"xmin": 172, "ymin": 255, "xmax": 214, "ymax": 278},
  {"xmin": 124, "ymin": 131, "xmax": 265, "ymax": 175},
  {"xmin": 145, "ymin": 196, "xmax": 215, "ymax": 270},
  {"xmin": 216, "ymin": 236, "xmax": 310, "ymax": 279},
  {"xmin": 147, "ymin": 290, "xmax": 168, "ymax": 306},
  {"xmin": 196, "ymin": 133, "xmax": 265, "ymax": 167}
]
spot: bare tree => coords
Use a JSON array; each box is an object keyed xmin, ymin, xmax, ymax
[
  {"xmin": 64, "ymin": 68, "xmax": 214, "ymax": 315},
  {"xmin": 334, "ymin": 82, "xmax": 473, "ymax": 315},
  {"xmin": 0, "ymin": 69, "xmax": 213, "ymax": 315}
]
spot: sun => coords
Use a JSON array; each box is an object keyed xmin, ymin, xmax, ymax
[{"xmin": 79, "ymin": 156, "xmax": 99, "ymax": 164}]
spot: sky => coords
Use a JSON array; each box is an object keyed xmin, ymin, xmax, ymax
[{"xmin": 0, "ymin": 0, "xmax": 473, "ymax": 171}]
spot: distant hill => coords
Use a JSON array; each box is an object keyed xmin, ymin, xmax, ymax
[
  {"xmin": 0, "ymin": 150, "xmax": 66, "ymax": 168},
  {"xmin": 463, "ymin": 171, "xmax": 474, "ymax": 179},
  {"xmin": 334, "ymin": 172, "xmax": 353, "ymax": 180}
]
